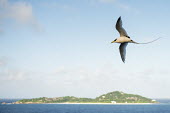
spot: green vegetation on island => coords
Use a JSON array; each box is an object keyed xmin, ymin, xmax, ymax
[{"xmin": 15, "ymin": 91, "xmax": 158, "ymax": 104}]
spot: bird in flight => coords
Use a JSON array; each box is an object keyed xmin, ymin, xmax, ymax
[{"xmin": 111, "ymin": 16, "xmax": 160, "ymax": 63}]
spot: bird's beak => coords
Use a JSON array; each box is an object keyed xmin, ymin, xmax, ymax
[{"xmin": 111, "ymin": 41, "xmax": 115, "ymax": 43}]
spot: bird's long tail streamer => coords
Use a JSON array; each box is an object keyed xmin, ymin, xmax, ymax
[{"xmin": 131, "ymin": 37, "xmax": 162, "ymax": 44}]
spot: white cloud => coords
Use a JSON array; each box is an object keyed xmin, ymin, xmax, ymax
[
  {"xmin": 0, "ymin": 0, "xmax": 43, "ymax": 32},
  {"xmin": 1, "ymin": 59, "xmax": 170, "ymax": 98},
  {"xmin": 6, "ymin": 70, "xmax": 27, "ymax": 80},
  {"xmin": 49, "ymin": 65, "xmax": 170, "ymax": 98}
]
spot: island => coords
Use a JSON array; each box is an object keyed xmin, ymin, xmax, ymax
[{"xmin": 14, "ymin": 91, "xmax": 158, "ymax": 104}]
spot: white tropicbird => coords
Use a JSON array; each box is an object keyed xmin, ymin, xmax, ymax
[{"xmin": 111, "ymin": 16, "xmax": 160, "ymax": 63}]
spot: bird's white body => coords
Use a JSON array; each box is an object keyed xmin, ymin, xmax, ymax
[{"xmin": 115, "ymin": 37, "xmax": 131, "ymax": 43}]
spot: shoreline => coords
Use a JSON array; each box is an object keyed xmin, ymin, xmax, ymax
[
  {"xmin": 12, "ymin": 102, "xmax": 158, "ymax": 105},
  {"xmin": 44, "ymin": 103, "xmax": 155, "ymax": 105}
]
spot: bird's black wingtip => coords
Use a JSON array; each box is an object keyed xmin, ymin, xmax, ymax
[
  {"xmin": 117, "ymin": 16, "xmax": 121, "ymax": 22},
  {"xmin": 121, "ymin": 58, "xmax": 125, "ymax": 63}
]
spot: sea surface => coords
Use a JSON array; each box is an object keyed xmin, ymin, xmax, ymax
[{"xmin": 0, "ymin": 99, "xmax": 170, "ymax": 113}]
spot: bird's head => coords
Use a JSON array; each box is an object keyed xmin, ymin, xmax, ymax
[{"xmin": 111, "ymin": 39, "xmax": 117, "ymax": 43}]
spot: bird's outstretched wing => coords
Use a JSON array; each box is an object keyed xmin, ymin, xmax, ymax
[
  {"xmin": 116, "ymin": 16, "xmax": 128, "ymax": 37},
  {"xmin": 119, "ymin": 42, "xmax": 128, "ymax": 63}
]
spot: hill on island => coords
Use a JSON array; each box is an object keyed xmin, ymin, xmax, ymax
[{"xmin": 15, "ymin": 91, "xmax": 157, "ymax": 104}]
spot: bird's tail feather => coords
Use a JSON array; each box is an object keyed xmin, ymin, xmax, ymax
[{"xmin": 131, "ymin": 37, "xmax": 162, "ymax": 44}]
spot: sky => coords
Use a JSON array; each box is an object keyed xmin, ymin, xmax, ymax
[{"xmin": 0, "ymin": 0, "xmax": 170, "ymax": 99}]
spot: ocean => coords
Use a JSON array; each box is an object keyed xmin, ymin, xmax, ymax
[{"xmin": 0, "ymin": 99, "xmax": 170, "ymax": 113}]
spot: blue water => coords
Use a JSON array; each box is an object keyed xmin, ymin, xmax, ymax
[
  {"xmin": 1, "ymin": 104, "xmax": 170, "ymax": 113},
  {"xmin": 1, "ymin": 99, "xmax": 170, "ymax": 113}
]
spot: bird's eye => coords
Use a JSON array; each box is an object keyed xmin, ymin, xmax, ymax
[{"xmin": 114, "ymin": 39, "xmax": 117, "ymax": 41}]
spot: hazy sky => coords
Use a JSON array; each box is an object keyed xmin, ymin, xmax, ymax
[{"xmin": 0, "ymin": 0, "xmax": 170, "ymax": 99}]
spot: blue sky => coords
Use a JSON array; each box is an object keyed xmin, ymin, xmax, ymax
[{"xmin": 0, "ymin": 0, "xmax": 170, "ymax": 99}]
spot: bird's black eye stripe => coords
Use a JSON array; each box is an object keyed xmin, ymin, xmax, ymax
[
  {"xmin": 125, "ymin": 35, "xmax": 130, "ymax": 38},
  {"xmin": 127, "ymin": 36, "xmax": 130, "ymax": 38},
  {"xmin": 114, "ymin": 39, "xmax": 117, "ymax": 41}
]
